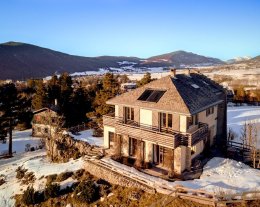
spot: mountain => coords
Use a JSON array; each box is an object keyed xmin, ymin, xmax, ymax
[
  {"xmin": 226, "ymin": 56, "xmax": 252, "ymax": 64},
  {"xmin": 0, "ymin": 42, "xmax": 140, "ymax": 80},
  {"xmin": 0, "ymin": 42, "xmax": 224, "ymax": 80},
  {"xmin": 141, "ymin": 50, "xmax": 224, "ymax": 67}
]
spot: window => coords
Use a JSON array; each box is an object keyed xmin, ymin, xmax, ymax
[
  {"xmin": 187, "ymin": 114, "xmax": 198, "ymax": 129},
  {"xmin": 160, "ymin": 113, "xmax": 173, "ymax": 129},
  {"xmin": 168, "ymin": 114, "xmax": 172, "ymax": 128},
  {"xmin": 138, "ymin": 89, "xmax": 166, "ymax": 102},
  {"xmin": 125, "ymin": 107, "xmax": 134, "ymax": 121},
  {"xmin": 138, "ymin": 89, "xmax": 153, "ymax": 101},
  {"xmin": 129, "ymin": 137, "xmax": 137, "ymax": 156},
  {"xmin": 206, "ymin": 107, "xmax": 214, "ymax": 116},
  {"xmin": 37, "ymin": 127, "xmax": 41, "ymax": 132},
  {"xmin": 109, "ymin": 132, "xmax": 115, "ymax": 149}
]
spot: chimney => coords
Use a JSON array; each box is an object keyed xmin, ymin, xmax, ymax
[
  {"xmin": 54, "ymin": 99, "xmax": 58, "ymax": 106},
  {"xmin": 170, "ymin": 68, "xmax": 176, "ymax": 77}
]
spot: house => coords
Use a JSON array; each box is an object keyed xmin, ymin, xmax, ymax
[
  {"xmin": 121, "ymin": 82, "xmax": 137, "ymax": 92},
  {"xmin": 32, "ymin": 107, "xmax": 61, "ymax": 137},
  {"xmin": 103, "ymin": 69, "xmax": 227, "ymax": 175}
]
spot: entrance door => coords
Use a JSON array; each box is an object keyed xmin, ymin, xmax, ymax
[
  {"xmin": 159, "ymin": 146, "xmax": 164, "ymax": 165},
  {"xmin": 153, "ymin": 145, "xmax": 165, "ymax": 164}
]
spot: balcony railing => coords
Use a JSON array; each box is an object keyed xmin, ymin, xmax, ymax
[{"xmin": 103, "ymin": 114, "xmax": 208, "ymax": 148}]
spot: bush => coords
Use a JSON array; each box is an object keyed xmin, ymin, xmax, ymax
[
  {"xmin": 22, "ymin": 186, "xmax": 44, "ymax": 205},
  {"xmin": 44, "ymin": 183, "xmax": 60, "ymax": 200},
  {"xmin": 21, "ymin": 187, "xmax": 35, "ymax": 205},
  {"xmin": 97, "ymin": 179, "xmax": 111, "ymax": 197},
  {"xmin": 46, "ymin": 174, "xmax": 57, "ymax": 185},
  {"xmin": 72, "ymin": 150, "xmax": 81, "ymax": 160},
  {"xmin": 72, "ymin": 169, "xmax": 85, "ymax": 180},
  {"xmin": 0, "ymin": 178, "xmax": 5, "ymax": 186},
  {"xmin": 74, "ymin": 181, "xmax": 99, "ymax": 204},
  {"xmin": 16, "ymin": 167, "xmax": 27, "ymax": 179},
  {"xmin": 21, "ymin": 172, "xmax": 35, "ymax": 185},
  {"xmin": 56, "ymin": 171, "xmax": 73, "ymax": 182}
]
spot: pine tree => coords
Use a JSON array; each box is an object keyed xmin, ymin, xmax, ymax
[
  {"xmin": 93, "ymin": 73, "xmax": 120, "ymax": 118},
  {"xmin": 57, "ymin": 73, "xmax": 73, "ymax": 127},
  {"xmin": 32, "ymin": 80, "xmax": 47, "ymax": 110},
  {"xmin": 47, "ymin": 75, "xmax": 60, "ymax": 105},
  {"xmin": 137, "ymin": 72, "xmax": 152, "ymax": 87}
]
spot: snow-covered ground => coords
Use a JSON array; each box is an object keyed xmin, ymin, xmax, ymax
[
  {"xmin": 102, "ymin": 157, "xmax": 260, "ymax": 194},
  {"xmin": 205, "ymin": 68, "xmax": 260, "ymax": 80},
  {"xmin": 227, "ymin": 106, "xmax": 260, "ymax": 147},
  {"xmin": 0, "ymin": 129, "xmax": 41, "ymax": 155},
  {"xmin": 0, "ymin": 149, "xmax": 84, "ymax": 207},
  {"xmin": 70, "ymin": 129, "xmax": 103, "ymax": 147}
]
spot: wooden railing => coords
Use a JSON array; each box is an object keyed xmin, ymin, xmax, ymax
[
  {"xmin": 187, "ymin": 123, "xmax": 209, "ymax": 146},
  {"xmin": 103, "ymin": 114, "xmax": 208, "ymax": 148}
]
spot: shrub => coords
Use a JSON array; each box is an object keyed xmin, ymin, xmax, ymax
[
  {"xmin": 72, "ymin": 169, "xmax": 85, "ymax": 180},
  {"xmin": 22, "ymin": 172, "xmax": 35, "ymax": 185},
  {"xmin": 72, "ymin": 150, "xmax": 81, "ymax": 160},
  {"xmin": 46, "ymin": 174, "xmax": 57, "ymax": 185},
  {"xmin": 0, "ymin": 178, "xmax": 5, "ymax": 186},
  {"xmin": 21, "ymin": 187, "xmax": 35, "ymax": 205},
  {"xmin": 97, "ymin": 179, "xmax": 111, "ymax": 197},
  {"xmin": 16, "ymin": 167, "xmax": 27, "ymax": 179},
  {"xmin": 74, "ymin": 181, "xmax": 99, "ymax": 204},
  {"xmin": 56, "ymin": 171, "xmax": 73, "ymax": 182},
  {"xmin": 25, "ymin": 144, "xmax": 31, "ymax": 152},
  {"xmin": 44, "ymin": 183, "xmax": 60, "ymax": 200}
]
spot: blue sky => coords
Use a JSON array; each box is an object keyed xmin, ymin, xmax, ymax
[{"xmin": 0, "ymin": 0, "xmax": 259, "ymax": 60}]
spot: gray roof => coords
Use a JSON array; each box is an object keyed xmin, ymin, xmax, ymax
[{"xmin": 107, "ymin": 72, "xmax": 224, "ymax": 115}]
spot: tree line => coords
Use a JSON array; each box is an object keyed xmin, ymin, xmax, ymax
[{"xmin": 0, "ymin": 72, "xmax": 152, "ymax": 133}]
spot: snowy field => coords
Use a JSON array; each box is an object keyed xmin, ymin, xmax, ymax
[
  {"xmin": 102, "ymin": 157, "xmax": 260, "ymax": 195},
  {"xmin": 204, "ymin": 68, "xmax": 260, "ymax": 80},
  {"xmin": 0, "ymin": 129, "xmax": 41, "ymax": 155},
  {"xmin": 0, "ymin": 150, "xmax": 84, "ymax": 207},
  {"xmin": 227, "ymin": 106, "xmax": 260, "ymax": 147},
  {"xmin": 0, "ymin": 129, "xmax": 102, "ymax": 207},
  {"xmin": 70, "ymin": 129, "xmax": 103, "ymax": 147}
]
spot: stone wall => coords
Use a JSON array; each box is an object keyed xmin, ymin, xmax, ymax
[{"xmin": 84, "ymin": 159, "xmax": 156, "ymax": 194}]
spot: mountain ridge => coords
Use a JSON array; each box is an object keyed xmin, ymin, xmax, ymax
[{"xmin": 0, "ymin": 41, "xmax": 251, "ymax": 80}]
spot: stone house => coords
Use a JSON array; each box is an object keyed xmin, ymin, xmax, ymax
[
  {"xmin": 32, "ymin": 107, "xmax": 61, "ymax": 138},
  {"xmin": 103, "ymin": 69, "xmax": 227, "ymax": 175}
]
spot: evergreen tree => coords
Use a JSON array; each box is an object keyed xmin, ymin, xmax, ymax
[
  {"xmin": 32, "ymin": 80, "xmax": 47, "ymax": 110},
  {"xmin": 47, "ymin": 75, "xmax": 60, "ymax": 105},
  {"xmin": 57, "ymin": 73, "xmax": 73, "ymax": 127},
  {"xmin": 137, "ymin": 72, "xmax": 152, "ymax": 87},
  {"xmin": 0, "ymin": 83, "xmax": 18, "ymax": 117},
  {"xmin": 93, "ymin": 73, "xmax": 120, "ymax": 118}
]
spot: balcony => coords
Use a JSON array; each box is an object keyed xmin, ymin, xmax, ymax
[{"xmin": 103, "ymin": 114, "xmax": 208, "ymax": 148}]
